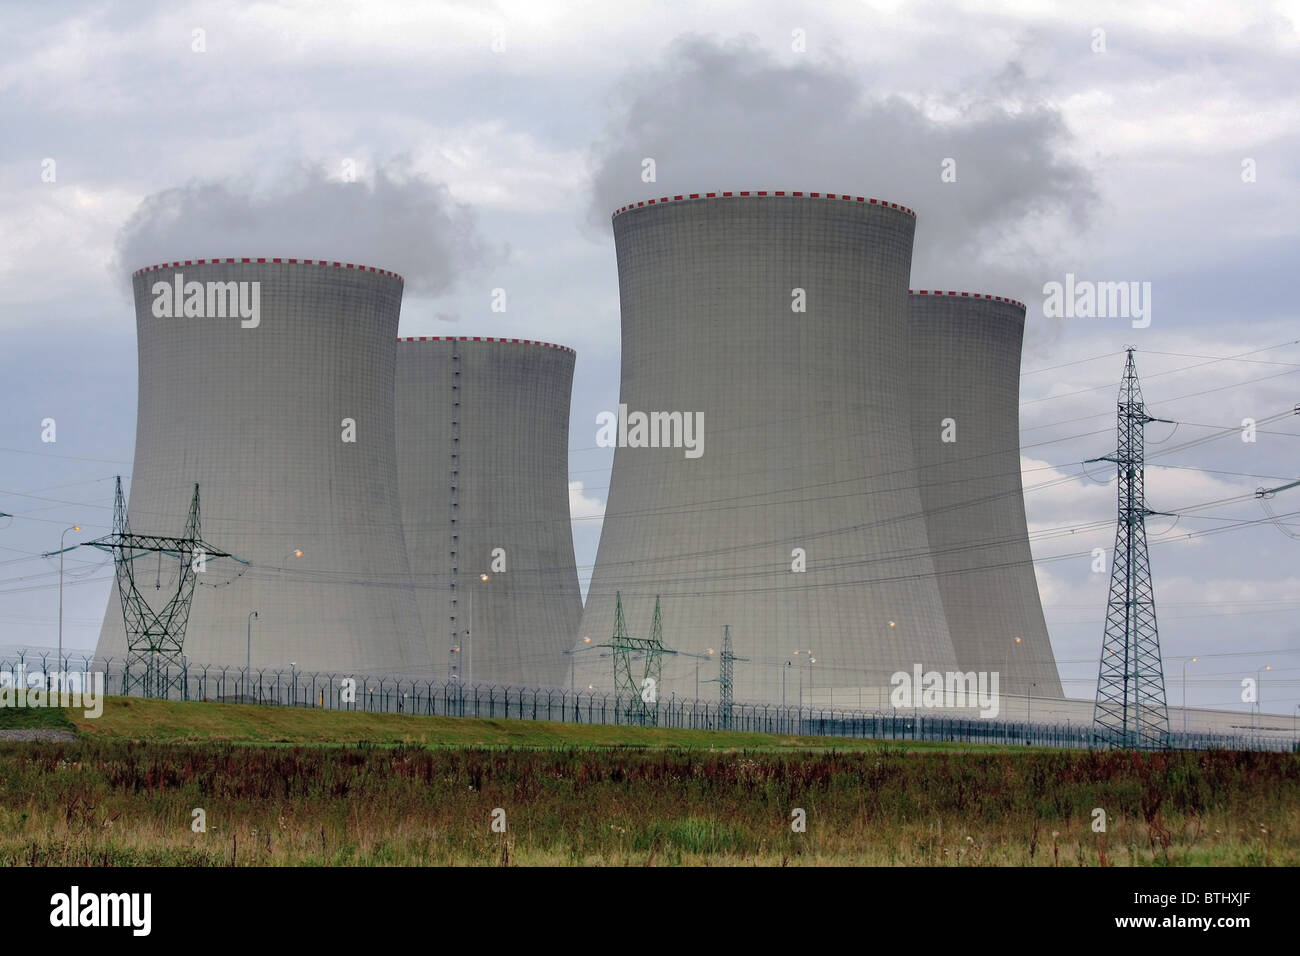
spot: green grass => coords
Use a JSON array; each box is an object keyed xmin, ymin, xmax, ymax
[
  {"xmin": 2, "ymin": 696, "xmax": 1296, "ymax": 866},
  {"xmin": 62, "ymin": 695, "xmax": 1014, "ymax": 751},
  {"xmin": 0, "ymin": 704, "xmax": 75, "ymax": 731},
  {"xmin": 1, "ymin": 740, "xmax": 1297, "ymax": 865}
]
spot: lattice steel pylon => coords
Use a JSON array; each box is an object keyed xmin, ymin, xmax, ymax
[
  {"xmin": 600, "ymin": 592, "xmax": 674, "ymax": 724},
  {"xmin": 85, "ymin": 476, "xmax": 236, "ymax": 699},
  {"xmin": 717, "ymin": 625, "xmax": 748, "ymax": 729},
  {"xmin": 1088, "ymin": 350, "xmax": 1173, "ymax": 749}
]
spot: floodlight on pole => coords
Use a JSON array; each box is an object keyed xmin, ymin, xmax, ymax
[
  {"xmin": 56, "ymin": 524, "xmax": 82, "ymax": 681},
  {"xmin": 246, "ymin": 610, "xmax": 259, "ymax": 699},
  {"xmin": 1255, "ymin": 664, "xmax": 1271, "ymax": 729},
  {"xmin": 1181, "ymin": 657, "xmax": 1198, "ymax": 732}
]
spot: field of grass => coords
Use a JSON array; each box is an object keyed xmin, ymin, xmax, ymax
[
  {"xmin": 0, "ymin": 703, "xmax": 74, "ymax": 732},
  {"xmin": 55, "ymin": 696, "xmax": 1011, "ymax": 750},
  {"xmin": 1, "ymin": 697, "xmax": 1298, "ymax": 866}
]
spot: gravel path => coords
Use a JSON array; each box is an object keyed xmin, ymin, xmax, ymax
[{"xmin": 0, "ymin": 729, "xmax": 77, "ymax": 742}]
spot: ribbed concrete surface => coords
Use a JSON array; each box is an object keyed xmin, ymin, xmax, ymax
[
  {"xmin": 907, "ymin": 292, "xmax": 1063, "ymax": 697},
  {"xmin": 396, "ymin": 338, "xmax": 581, "ymax": 686},
  {"xmin": 575, "ymin": 194, "xmax": 959, "ymax": 704},
  {"xmin": 96, "ymin": 260, "xmax": 428, "ymax": 675}
]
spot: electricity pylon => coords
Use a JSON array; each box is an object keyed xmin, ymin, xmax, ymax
[
  {"xmin": 717, "ymin": 625, "xmax": 748, "ymax": 728},
  {"xmin": 600, "ymin": 592, "xmax": 674, "ymax": 725},
  {"xmin": 85, "ymin": 477, "xmax": 240, "ymax": 698},
  {"xmin": 1087, "ymin": 350, "xmax": 1173, "ymax": 749}
]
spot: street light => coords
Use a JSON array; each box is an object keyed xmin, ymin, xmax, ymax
[
  {"xmin": 1254, "ymin": 664, "xmax": 1271, "ymax": 728},
  {"xmin": 789, "ymin": 649, "xmax": 815, "ymax": 708},
  {"xmin": 246, "ymin": 610, "xmax": 259, "ymax": 700},
  {"xmin": 695, "ymin": 647, "xmax": 715, "ymax": 700},
  {"xmin": 792, "ymin": 651, "xmax": 803, "ymax": 708},
  {"xmin": 564, "ymin": 636, "xmax": 593, "ymax": 692},
  {"xmin": 57, "ymin": 524, "xmax": 82, "ymax": 683},
  {"xmin": 290, "ymin": 661, "xmax": 297, "ymax": 706},
  {"xmin": 1003, "ymin": 636, "xmax": 1022, "ymax": 703},
  {"xmin": 1181, "ymin": 656, "xmax": 1198, "ymax": 732},
  {"xmin": 462, "ymin": 572, "xmax": 491, "ymax": 686}
]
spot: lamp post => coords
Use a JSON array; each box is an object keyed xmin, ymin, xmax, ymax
[
  {"xmin": 565, "ymin": 636, "xmax": 592, "ymax": 692},
  {"xmin": 464, "ymin": 572, "xmax": 490, "ymax": 687},
  {"xmin": 790, "ymin": 651, "xmax": 803, "ymax": 734},
  {"xmin": 1003, "ymin": 636, "xmax": 1022, "ymax": 705},
  {"xmin": 792, "ymin": 649, "xmax": 814, "ymax": 707},
  {"xmin": 1181, "ymin": 656, "xmax": 1198, "ymax": 732},
  {"xmin": 884, "ymin": 620, "xmax": 897, "ymax": 711},
  {"xmin": 290, "ymin": 661, "xmax": 297, "ymax": 707},
  {"xmin": 246, "ymin": 610, "xmax": 259, "ymax": 701},
  {"xmin": 1254, "ymin": 664, "xmax": 1271, "ymax": 729},
  {"xmin": 57, "ymin": 524, "xmax": 82, "ymax": 683},
  {"xmin": 694, "ymin": 647, "xmax": 715, "ymax": 700}
]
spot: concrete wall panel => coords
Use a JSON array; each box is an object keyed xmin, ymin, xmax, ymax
[{"xmin": 96, "ymin": 259, "xmax": 427, "ymax": 675}]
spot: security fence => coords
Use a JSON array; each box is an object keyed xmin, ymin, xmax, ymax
[{"xmin": 3, "ymin": 652, "xmax": 1296, "ymax": 753}]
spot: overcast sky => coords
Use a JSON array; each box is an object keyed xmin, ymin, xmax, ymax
[{"xmin": 2, "ymin": 0, "xmax": 1298, "ymax": 716}]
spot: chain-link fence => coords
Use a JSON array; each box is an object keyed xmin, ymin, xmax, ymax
[{"xmin": 3, "ymin": 652, "xmax": 1296, "ymax": 752}]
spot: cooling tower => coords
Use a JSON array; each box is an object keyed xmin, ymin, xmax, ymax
[
  {"xmin": 395, "ymin": 336, "xmax": 581, "ymax": 687},
  {"xmin": 575, "ymin": 192, "xmax": 960, "ymax": 705},
  {"xmin": 96, "ymin": 258, "xmax": 428, "ymax": 675},
  {"xmin": 907, "ymin": 290, "xmax": 1063, "ymax": 697}
]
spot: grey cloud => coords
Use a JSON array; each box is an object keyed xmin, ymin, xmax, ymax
[
  {"xmin": 586, "ymin": 35, "xmax": 1096, "ymax": 303},
  {"xmin": 113, "ymin": 160, "xmax": 500, "ymax": 295}
]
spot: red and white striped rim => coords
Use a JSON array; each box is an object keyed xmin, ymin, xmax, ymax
[
  {"xmin": 132, "ymin": 258, "xmax": 404, "ymax": 281},
  {"xmin": 612, "ymin": 191, "xmax": 917, "ymax": 220},
  {"xmin": 909, "ymin": 289, "xmax": 1027, "ymax": 310},
  {"xmin": 398, "ymin": 335, "xmax": 575, "ymax": 354}
]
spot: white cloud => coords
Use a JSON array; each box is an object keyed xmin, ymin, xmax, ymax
[{"xmin": 568, "ymin": 479, "xmax": 605, "ymax": 522}]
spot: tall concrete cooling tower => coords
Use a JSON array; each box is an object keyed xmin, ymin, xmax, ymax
[
  {"xmin": 96, "ymin": 258, "xmax": 428, "ymax": 675},
  {"xmin": 575, "ymin": 192, "xmax": 960, "ymax": 706},
  {"xmin": 395, "ymin": 336, "xmax": 581, "ymax": 687},
  {"xmin": 907, "ymin": 290, "xmax": 1063, "ymax": 697}
]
